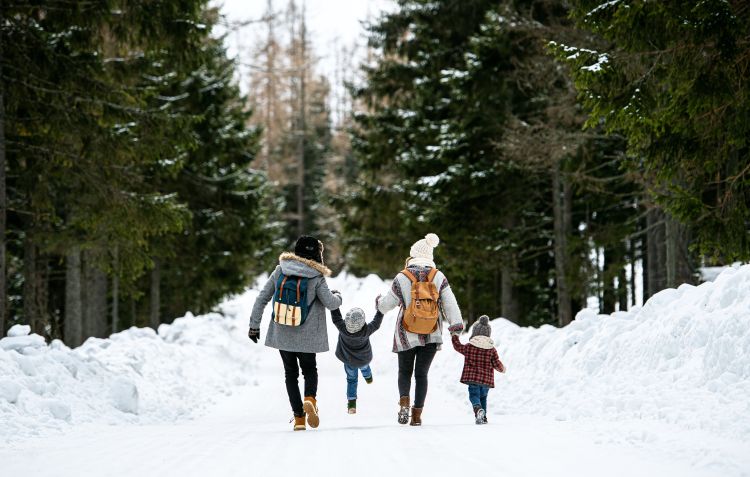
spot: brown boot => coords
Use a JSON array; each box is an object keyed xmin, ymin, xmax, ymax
[
  {"xmin": 397, "ymin": 396, "xmax": 410, "ymax": 425},
  {"xmin": 303, "ymin": 396, "xmax": 319, "ymax": 428},
  {"xmin": 293, "ymin": 415, "xmax": 306, "ymax": 431},
  {"xmin": 410, "ymin": 407, "xmax": 423, "ymax": 426}
]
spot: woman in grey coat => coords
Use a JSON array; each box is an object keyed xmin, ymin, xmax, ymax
[{"xmin": 248, "ymin": 236, "xmax": 342, "ymax": 431}]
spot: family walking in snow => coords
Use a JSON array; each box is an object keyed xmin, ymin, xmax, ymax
[{"xmin": 248, "ymin": 233, "xmax": 505, "ymax": 431}]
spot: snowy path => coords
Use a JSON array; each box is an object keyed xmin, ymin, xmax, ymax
[
  {"xmin": 3, "ymin": 269, "xmax": 750, "ymax": 476},
  {"xmin": 1, "ymin": 347, "xmax": 740, "ymax": 477}
]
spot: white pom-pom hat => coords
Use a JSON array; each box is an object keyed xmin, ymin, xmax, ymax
[{"xmin": 409, "ymin": 233, "xmax": 440, "ymax": 264}]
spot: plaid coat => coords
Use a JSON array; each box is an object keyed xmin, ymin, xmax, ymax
[{"xmin": 451, "ymin": 335, "xmax": 505, "ymax": 388}]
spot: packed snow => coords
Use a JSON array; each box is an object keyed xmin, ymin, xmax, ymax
[
  {"xmin": 0, "ymin": 311, "xmax": 257, "ymax": 440},
  {"xmin": 1, "ymin": 265, "xmax": 750, "ymax": 476}
]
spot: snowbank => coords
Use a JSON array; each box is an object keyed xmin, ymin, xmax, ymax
[
  {"xmin": 435, "ymin": 263, "xmax": 750, "ymax": 440},
  {"xmin": 0, "ymin": 271, "xmax": 387, "ymax": 444},
  {"xmin": 2, "ymin": 264, "xmax": 749, "ymax": 445},
  {"xmin": 0, "ymin": 307, "xmax": 257, "ymax": 443}
]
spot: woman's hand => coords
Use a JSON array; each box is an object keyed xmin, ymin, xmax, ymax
[
  {"xmin": 248, "ymin": 328, "xmax": 261, "ymax": 343},
  {"xmin": 448, "ymin": 323, "xmax": 464, "ymax": 336}
]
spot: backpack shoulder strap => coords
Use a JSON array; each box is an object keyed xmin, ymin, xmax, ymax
[
  {"xmin": 401, "ymin": 268, "xmax": 418, "ymax": 283},
  {"xmin": 426, "ymin": 268, "xmax": 439, "ymax": 282}
]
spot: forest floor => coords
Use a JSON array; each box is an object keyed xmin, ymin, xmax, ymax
[{"xmin": 2, "ymin": 269, "xmax": 750, "ymax": 476}]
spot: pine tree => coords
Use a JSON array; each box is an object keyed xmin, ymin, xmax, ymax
[
  {"xmin": 553, "ymin": 0, "xmax": 750, "ymax": 262},
  {"xmin": 343, "ymin": 0, "xmax": 649, "ymax": 325},
  {"xmin": 1, "ymin": 1, "xmax": 274, "ymax": 343},
  {"xmin": 147, "ymin": 24, "xmax": 279, "ymax": 323}
]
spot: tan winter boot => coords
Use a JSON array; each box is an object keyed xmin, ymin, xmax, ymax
[
  {"xmin": 410, "ymin": 407, "xmax": 423, "ymax": 426},
  {"xmin": 303, "ymin": 396, "xmax": 319, "ymax": 428},
  {"xmin": 293, "ymin": 415, "xmax": 306, "ymax": 431},
  {"xmin": 398, "ymin": 396, "xmax": 410, "ymax": 425}
]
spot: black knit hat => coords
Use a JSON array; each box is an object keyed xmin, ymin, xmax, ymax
[{"xmin": 294, "ymin": 235, "xmax": 324, "ymax": 264}]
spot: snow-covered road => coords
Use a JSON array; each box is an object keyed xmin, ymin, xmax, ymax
[
  {"xmin": 2, "ymin": 267, "xmax": 750, "ymax": 476},
  {"xmin": 2, "ymin": 345, "xmax": 747, "ymax": 477}
]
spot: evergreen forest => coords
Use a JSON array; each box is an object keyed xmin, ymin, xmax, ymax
[{"xmin": 1, "ymin": 0, "xmax": 748, "ymax": 344}]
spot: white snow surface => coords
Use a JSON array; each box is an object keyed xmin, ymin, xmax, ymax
[{"xmin": 1, "ymin": 266, "xmax": 750, "ymax": 476}]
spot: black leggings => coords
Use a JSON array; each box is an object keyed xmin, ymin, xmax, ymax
[
  {"xmin": 397, "ymin": 343, "xmax": 438, "ymax": 408},
  {"xmin": 279, "ymin": 350, "xmax": 318, "ymax": 417}
]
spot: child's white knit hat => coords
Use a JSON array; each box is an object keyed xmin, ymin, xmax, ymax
[
  {"xmin": 409, "ymin": 233, "xmax": 440, "ymax": 262},
  {"xmin": 345, "ymin": 308, "xmax": 366, "ymax": 333}
]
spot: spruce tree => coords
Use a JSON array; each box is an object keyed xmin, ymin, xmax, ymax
[
  {"xmin": 553, "ymin": 0, "xmax": 750, "ymax": 261},
  {"xmin": 148, "ymin": 27, "xmax": 279, "ymax": 322}
]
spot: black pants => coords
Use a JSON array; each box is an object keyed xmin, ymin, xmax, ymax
[
  {"xmin": 397, "ymin": 343, "xmax": 437, "ymax": 408},
  {"xmin": 279, "ymin": 350, "xmax": 318, "ymax": 417}
]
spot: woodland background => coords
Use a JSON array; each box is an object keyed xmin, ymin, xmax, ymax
[{"xmin": 1, "ymin": 0, "xmax": 748, "ymax": 345}]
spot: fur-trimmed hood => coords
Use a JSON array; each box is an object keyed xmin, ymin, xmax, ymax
[
  {"xmin": 279, "ymin": 252, "xmax": 332, "ymax": 277},
  {"xmin": 469, "ymin": 335, "xmax": 495, "ymax": 349}
]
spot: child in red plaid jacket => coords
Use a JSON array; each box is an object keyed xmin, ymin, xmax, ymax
[{"xmin": 451, "ymin": 315, "xmax": 505, "ymax": 424}]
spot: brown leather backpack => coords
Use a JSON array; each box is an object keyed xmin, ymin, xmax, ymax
[{"xmin": 401, "ymin": 268, "xmax": 440, "ymax": 334}]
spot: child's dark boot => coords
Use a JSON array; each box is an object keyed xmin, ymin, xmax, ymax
[{"xmin": 473, "ymin": 404, "xmax": 486, "ymax": 425}]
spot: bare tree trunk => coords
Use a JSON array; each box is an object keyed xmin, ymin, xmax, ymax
[
  {"xmin": 500, "ymin": 212, "xmax": 519, "ymax": 323},
  {"xmin": 500, "ymin": 262, "xmax": 517, "ymax": 323},
  {"xmin": 552, "ymin": 164, "xmax": 573, "ymax": 326},
  {"xmin": 91, "ymin": 266, "xmax": 108, "ymax": 338},
  {"xmin": 466, "ymin": 274, "xmax": 475, "ymax": 327},
  {"xmin": 295, "ymin": 2, "xmax": 307, "ymax": 236},
  {"xmin": 82, "ymin": 249, "xmax": 108, "ymax": 338},
  {"xmin": 617, "ymin": 264, "xmax": 628, "ymax": 311},
  {"xmin": 23, "ymin": 236, "xmax": 47, "ymax": 336},
  {"xmin": 130, "ymin": 297, "xmax": 137, "ymax": 328},
  {"xmin": 601, "ymin": 245, "xmax": 616, "ymax": 314},
  {"xmin": 629, "ymin": 239, "xmax": 637, "ymax": 307},
  {"xmin": 112, "ymin": 246, "xmax": 119, "ymax": 334},
  {"xmin": 642, "ymin": 232, "xmax": 649, "ymax": 301},
  {"xmin": 149, "ymin": 258, "xmax": 161, "ymax": 330},
  {"xmin": 665, "ymin": 215, "xmax": 693, "ymax": 287},
  {"xmin": 65, "ymin": 246, "xmax": 83, "ymax": 346},
  {"xmin": 262, "ymin": 0, "xmax": 276, "ymax": 171},
  {"xmin": 493, "ymin": 267, "xmax": 500, "ymax": 318},
  {"xmin": 665, "ymin": 216, "xmax": 677, "ymax": 288},
  {"xmin": 0, "ymin": 15, "xmax": 6, "ymax": 337},
  {"xmin": 646, "ymin": 208, "xmax": 666, "ymax": 297},
  {"xmin": 597, "ymin": 247, "xmax": 604, "ymax": 310}
]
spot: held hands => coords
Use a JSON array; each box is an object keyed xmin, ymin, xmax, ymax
[
  {"xmin": 448, "ymin": 323, "xmax": 464, "ymax": 336},
  {"xmin": 331, "ymin": 289, "xmax": 342, "ymax": 299},
  {"xmin": 248, "ymin": 328, "xmax": 260, "ymax": 343}
]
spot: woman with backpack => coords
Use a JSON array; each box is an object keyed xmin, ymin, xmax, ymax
[
  {"xmin": 248, "ymin": 236, "xmax": 342, "ymax": 431},
  {"xmin": 376, "ymin": 233, "xmax": 464, "ymax": 426}
]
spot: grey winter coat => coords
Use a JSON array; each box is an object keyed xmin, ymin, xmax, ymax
[
  {"xmin": 330, "ymin": 308, "xmax": 383, "ymax": 368},
  {"xmin": 248, "ymin": 253, "xmax": 342, "ymax": 353}
]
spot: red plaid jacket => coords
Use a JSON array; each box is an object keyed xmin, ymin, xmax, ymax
[{"xmin": 451, "ymin": 335, "xmax": 505, "ymax": 388}]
